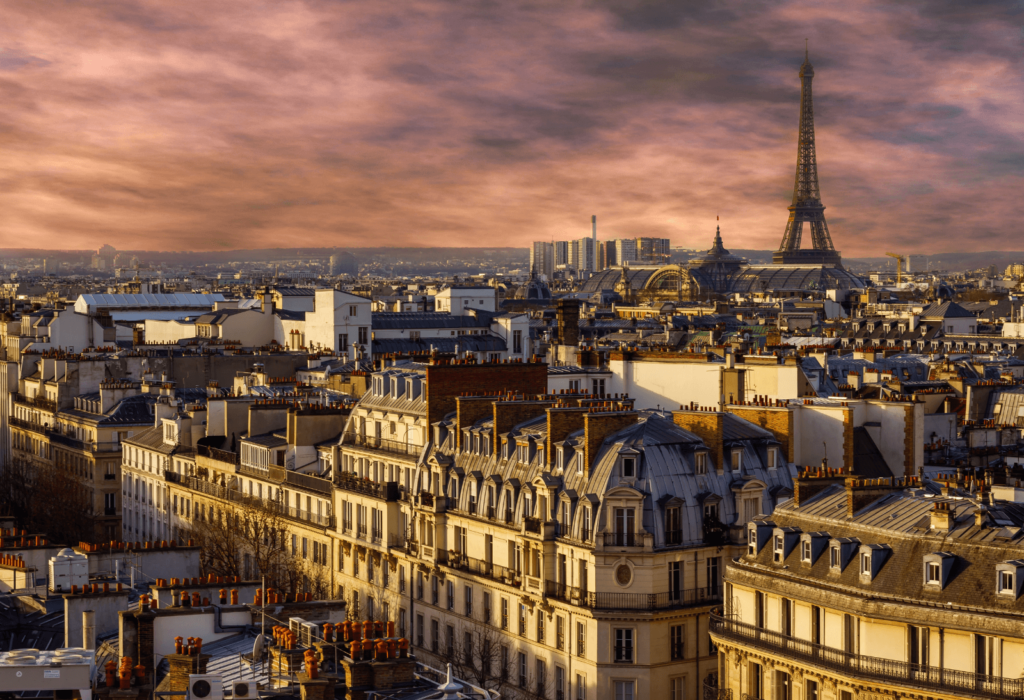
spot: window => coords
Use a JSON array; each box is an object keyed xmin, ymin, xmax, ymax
[
  {"xmin": 501, "ymin": 598, "xmax": 509, "ymax": 630},
  {"xmin": 431, "ymin": 619, "xmax": 439, "ymax": 653},
  {"xmin": 748, "ymin": 529, "xmax": 757, "ymax": 556},
  {"xmin": 860, "ymin": 551, "xmax": 872, "ymax": 576},
  {"xmin": 614, "ymin": 628, "xmax": 634, "ymax": 663},
  {"xmin": 830, "ymin": 545, "xmax": 841, "ymax": 570},
  {"xmin": 670, "ymin": 624, "xmax": 684, "ymax": 660},
  {"xmin": 801, "ymin": 540, "xmax": 812, "ymax": 563},
  {"xmin": 464, "ymin": 585, "xmax": 473, "ymax": 617},
  {"xmin": 556, "ymin": 615, "xmax": 565, "ymax": 650},
  {"xmin": 446, "ymin": 580, "xmax": 455, "ymax": 610},
  {"xmin": 513, "ymin": 329, "xmax": 523, "ymax": 354},
  {"xmin": 577, "ymin": 674, "xmax": 586, "ymax": 700},
  {"xmin": 518, "ymin": 652, "xmax": 527, "ymax": 688},
  {"xmin": 556, "ymin": 666, "xmax": 566, "ymax": 700},
  {"xmin": 431, "ymin": 576, "xmax": 439, "ymax": 605},
  {"xmin": 622, "ymin": 456, "xmax": 635, "ymax": 478},
  {"xmin": 446, "ymin": 624, "xmax": 454, "ymax": 657},
  {"xmin": 501, "ymin": 646, "xmax": 509, "ymax": 682},
  {"xmin": 811, "ymin": 605, "xmax": 823, "ymax": 645},
  {"xmin": 592, "ymin": 378, "xmax": 605, "ymax": 396},
  {"xmin": 768, "ymin": 447, "xmax": 779, "ymax": 469},
  {"xmin": 774, "ymin": 535, "xmax": 785, "ymax": 563},
  {"xmin": 536, "ymin": 659, "xmax": 546, "ymax": 696},
  {"xmin": 416, "ymin": 614, "xmax": 424, "ymax": 647},
  {"xmin": 614, "ymin": 681, "xmax": 635, "ymax": 700},
  {"xmin": 666, "ymin": 506, "xmax": 681, "ymax": 544},
  {"xmin": 576, "ymin": 451, "xmax": 585, "ymax": 475},
  {"xmin": 1000, "ymin": 570, "xmax": 1015, "ymax": 594},
  {"xmin": 463, "ymin": 631, "xmax": 473, "ymax": 665},
  {"xmin": 749, "ymin": 662, "xmax": 763, "ymax": 699},
  {"xmin": 781, "ymin": 598, "xmax": 793, "ymax": 636},
  {"xmin": 613, "ymin": 507, "xmax": 635, "ymax": 546},
  {"xmin": 909, "ymin": 625, "xmax": 929, "ymax": 667},
  {"xmin": 519, "ymin": 603, "xmax": 527, "ymax": 635},
  {"xmin": 576, "ymin": 621, "xmax": 586, "ymax": 657},
  {"xmin": 695, "ymin": 452, "xmax": 707, "ymax": 475},
  {"xmin": 483, "ymin": 592, "xmax": 491, "ymax": 625},
  {"xmin": 925, "ymin": 561, "xmax": 941, "ymax": 584},
  {"xmin": 731, "ymin": 449, "xmax": 743, "ymax": 472},
  {"xmin": 806, "ymin": 681, "xmax": 818, "ymax": 700},
  {"xmin": 707, "ymin": 556, "xmax": 720, "ymax": 593},
  {"xmin": 670, "ymin": 678, "xmax": 684, "ymax": 700},
  {"xmin": 358, "ymin": 326, "xmax": 368, "ymax": 345}
]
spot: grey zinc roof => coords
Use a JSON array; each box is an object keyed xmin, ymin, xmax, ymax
[{"xmin": 742, "ymin": 483, "xmax": 1024, "ymax": 614}]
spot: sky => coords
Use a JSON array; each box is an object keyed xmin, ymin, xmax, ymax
[{"xmin": 1, "ymin": 0, "xmax": 1023, "ymax": 255}]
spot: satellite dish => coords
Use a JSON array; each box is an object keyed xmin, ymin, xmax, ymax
[{"xmin": 252, "ymin": 633, "xmax": 265, "ymax": 659}]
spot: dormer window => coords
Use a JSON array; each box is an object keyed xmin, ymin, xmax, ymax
[
  {"xmin": 773, "ymin": 535, "xmax": 784, "ymax": 563},
  {"xmin": 748, "ymin": 529, "xmax": 757, "ymax": 556},
  {"xmin": 923, "ymin": 552, "xmax": 955, "ymax": 589},
  {"xmin": 996, "ymin": 561, "xmax": 1024, "ymax": 598},
  {"xmin": 860, "ymin": 552, "xmax": 871, "ymax": 575},
  {"xmin": 731, "ymin": 449, "xmax": 742, "ymax": 472},
  {"xmin": 622, "ymin": 457, "xmax": 635, "ymax": 478},
  {"xmin": 576, "ymin": 451, "xmax": 585, "ymax": 475},
  {"xmin": 829, "ymin": 545, "xmax": 840, "ymax": 570},
  {"xmin": 695, "ymin": 452, "xmax": 707, "ymax": 475},
  {"xmin": 801, "ymin": 540, "xmax": 811, "ymax": 562},
  {"xmin": 767, "ymin": 448, "xmax": 779, "ymax": 470}
]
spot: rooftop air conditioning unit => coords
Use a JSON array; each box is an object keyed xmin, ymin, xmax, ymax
[
  {"xmin": 288, "ymin": 616, "xmax": 305, "ymax": 639},
  {"xmin": 301, "ymin": 621, "xmax": 320, "ymax": 646},
  {"xmin": 189, "ymin": 674, "xmax": 224, "ymax": 700},
  {"xmin": 231, "ymin": 679, "xmax": 256, "ymax": 698}
]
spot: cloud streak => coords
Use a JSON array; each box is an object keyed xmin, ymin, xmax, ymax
[{"xmin": 0, "ymin": 0, "xmax": 1022, "ymax": 255}]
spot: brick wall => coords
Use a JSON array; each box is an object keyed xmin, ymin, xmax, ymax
[
  {"xmin": 584, "ymin": 412, "xmax": 639, "ymax": 468},
  {"xmin": 424, "ymin": 362, "xmax": 548, "ymax": 427},
  {"xmin": 672, "ymin": 411, "xmax": 724, "ymax": 472},
  {"xmin": 492, "ymin": 401, "xmax": 554, "ymax": 454},
  {"xmin": 455, "ymin": 396, "xmax": 497, "ymax": 451},
  {"xmin": 842, "ymin": 407, "xmax": 855, "ymax": 470},
  {"xmin": 545, "ymin": 408, "xmax": 588, "ymax": 467},
  {"xmin": 726, "ymin": 406, "xmax": 795, "ymax": 464},
  {"xmin": 903, "ymin": 403, "xmax": 917, "ymax": 477},
  {"xmin": 166, "ymin": 653, "xmax": 209, "ymax": 694}
]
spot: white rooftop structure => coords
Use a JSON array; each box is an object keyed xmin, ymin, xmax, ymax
[{"xmin": 74, "ymin": 293, "xmax": 225, "ymax": 315}]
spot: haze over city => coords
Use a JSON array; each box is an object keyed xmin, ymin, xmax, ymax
[{"xmin": 2, "ymin": 0, "xmax": 1021, "ymax": 254}]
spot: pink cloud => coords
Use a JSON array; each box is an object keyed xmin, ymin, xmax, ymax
[{"xmin": 0, "ymin": 0, "xmax": 1022, "ymax": 255}]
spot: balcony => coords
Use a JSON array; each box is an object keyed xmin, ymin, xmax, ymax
[
  {"xmin": 337, "ymin": 474, "xmax": 398, "ymax": 501},
  {"xmin": 13, "ymin": 393, "xmax": 56, "ymax": 412},
  {"xmin": 703, "ymin": 679, "xmax": 732, "ymax": 700},
  {"xmin": 197, "ymin": 444, "xmax": 239, "ymax": 465},
  {"xmin": 344, "ymin": 432, "xmax": 422, "ymax": 457},
  {"xmin": 9, "ymin": 416, "xmax": 49, "ymax": 435},
  {"xmin": 163, "ymin": 470, "xmax": 181, "ymax": 484},
  {"xmin": 603, "ymin": 531, "xmax": 638, "ymax": 547},
  {"xmin": 439, "ymin": 551, "xmax": 522, "ymax": 587},
  {"xmin": 544, "ymin": 581, "xmax": 722, "ymax": 610},
  {"xmin": 524, "ymin": 517, "xmax": 542, "ymax": 534},
  {"xmin": 47, "ymin": 429, "xmax": 121, "ymax": 453},
  {"xmin": 709, "ymin": 613, "xmax": 1024, "ymax": 700}
]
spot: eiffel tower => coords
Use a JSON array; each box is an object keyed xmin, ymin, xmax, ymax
[{"xmin": 773, "ymin": 48, "xmax": 842, "ymax": 266}]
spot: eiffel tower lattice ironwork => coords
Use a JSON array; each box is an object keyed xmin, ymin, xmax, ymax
[{"xmin": 773, "ymin": 49, "xmax": 842, "ymax": 266}]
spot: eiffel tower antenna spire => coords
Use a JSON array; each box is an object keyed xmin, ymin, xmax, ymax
[{"xmin": 774, "ymin": 48, "xmax": 841, "ymax": 266}]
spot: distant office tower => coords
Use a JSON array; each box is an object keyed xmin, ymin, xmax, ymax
[
  {"xmin": 597, "ymin": 241, "xmax": 614, "ymax": 271},
  {"xmin": 554, "ymin": 240, "xmax": 568, "ymax": 267},
  {"xmin": 529, "ymin": 241, "xmax": 555, "ymax": 279},
  {"xmin": 635, "ymin": 237, "xmax": 671, "ymax": 265},
  {"xmin": 615, "ymin": 239, "xmax": 638, "ymax": 266},
  {"xmin": 568, "ymin": 238, "xmax": 595, "ymax": 272},
  {"xmin": 330, "ymin": 252, "xmax": 359, "ymax": 277}
]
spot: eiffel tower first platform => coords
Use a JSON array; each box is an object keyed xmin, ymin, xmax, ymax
[{"xmin": 773, "ymin": 49, "xmax": 843, "ymax": 266}]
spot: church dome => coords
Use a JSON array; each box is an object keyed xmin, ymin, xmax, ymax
[{"xmin": 514, "ymin": 272, "xmax": 552, "ymax": 301}]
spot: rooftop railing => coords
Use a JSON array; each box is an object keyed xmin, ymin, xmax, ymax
[
  {"xmin": 343, "ymin": 432, "xmax": 422, "ymax": 457},
  {"xmin": 709, "ymin": 612, "xmax": 1024, "ymax": 700},
  {"xmin": 544, "ymin": 581, "xmax": 722, "ymax": 610}
]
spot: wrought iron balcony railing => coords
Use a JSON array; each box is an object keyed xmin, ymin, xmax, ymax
[{"xmin": 709, "ymin": 613, "xmax": 1024, "ymax": 700}]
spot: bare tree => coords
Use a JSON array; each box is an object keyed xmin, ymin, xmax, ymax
[
  {"xmin": 183, "ymin": 495, "xmax": 295, "ymax": 591},
  {"xmin": 0, "ymin": 460, "xmax": 93, "ymax": 545}
]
